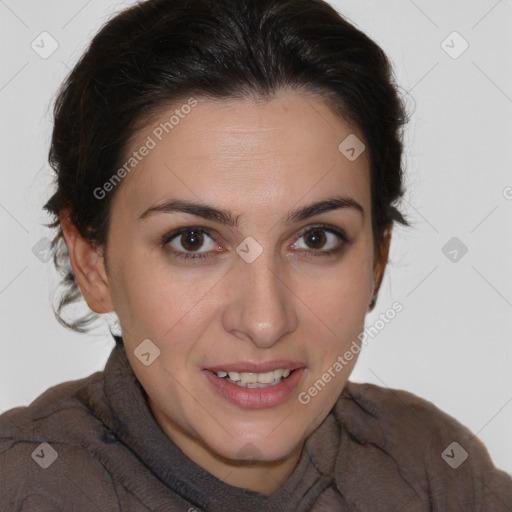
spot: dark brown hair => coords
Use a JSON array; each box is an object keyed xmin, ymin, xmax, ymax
[{"xmin": 44, "ymin": 0, "xmax": 410, "ymax": 333}]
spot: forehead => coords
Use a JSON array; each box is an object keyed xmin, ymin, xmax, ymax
[{"xmin": 113, "ymin": 92, "xmax": 371, "ymax": 219}]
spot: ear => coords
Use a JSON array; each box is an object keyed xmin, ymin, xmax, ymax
[
  {"xmin": 59, "ymin": 211, "xmax": 114, "ymax": 314},
  {"xmin": 369, "ymin": 223, "xmax": 392, "ymax": 311}
]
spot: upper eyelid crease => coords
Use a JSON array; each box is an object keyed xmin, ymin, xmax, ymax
[{"xmin": 139, "ymin": 196, "xmax": 365, "ymax": 226}]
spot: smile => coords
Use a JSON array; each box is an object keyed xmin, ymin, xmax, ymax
[
  {"xmin": 214, "ymin": 369, "xmax": 293, "ymax": 388},
  {"xmin": 203, "ymin": 365, "xmax": 305, "ymax": 409}
]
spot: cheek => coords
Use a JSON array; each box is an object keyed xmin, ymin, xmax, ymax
[
  {"xmin": 297, "ymin": 255, "xmax": 373, "ymax": 378},
  {"xmin": 107, "ymin": 250, "xmax": 171, "ymax": 336},
  {"xmin": 109, "ymin": 249, "xmax": 220, "ymax": 344},
  {"xmin": 300, "ymin": 254, "xmax": 373, "ymax": 330}
]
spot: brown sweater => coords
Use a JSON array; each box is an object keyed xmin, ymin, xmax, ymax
[{"xmin": 1, "ymin": 339, "xmax": 511, "ymax": 511}]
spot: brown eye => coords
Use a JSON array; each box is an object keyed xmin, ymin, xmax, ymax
[
  {"xmin": 164, "ymin": 227, "xmax": 217, "ymax": 259},
  {"xmin": 304, "ymin": 229, "xmax": 327, "ymax": 250},
  {"xmin": 291, "ymin": 225, "xmax": 348, "ymax": 256},
  {"xmin": 179, "ymin": 230, "xmax": 204, "ymax": 251}
]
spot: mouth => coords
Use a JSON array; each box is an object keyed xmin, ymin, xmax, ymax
[
  {"xmin": 203, "ymin": 362, "xmax": 305, "ymax": 409},
  {"xmin": 212, "ymin": 368, "xmax": 294, "ymax": 388}
]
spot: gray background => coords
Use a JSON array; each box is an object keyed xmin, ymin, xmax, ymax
[{"xmin": 0, "ymin": 0, "xmax": 511, "ymax": 472}]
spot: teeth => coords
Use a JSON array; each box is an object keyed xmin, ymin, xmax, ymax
[
  {"xmin": 216, "ymin": 369, "xmax": 293, "ymax": 387},
  {"xmin": 257, "ymin": 371, "xmax": 275, "ymax": 384}
]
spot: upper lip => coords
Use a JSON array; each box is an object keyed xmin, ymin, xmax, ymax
[{"xmin": 206, "ymin": 361, "xmax": 305, "ymax": 373}]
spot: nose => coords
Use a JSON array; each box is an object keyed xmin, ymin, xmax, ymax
[{"xmin": 222, "ymin": 249, "xmax": 298, "ymax": 349}]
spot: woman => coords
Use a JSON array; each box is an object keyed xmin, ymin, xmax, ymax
[{"xmin": 1, "ymin": 0, "xmax": 511, "ymax": 510}]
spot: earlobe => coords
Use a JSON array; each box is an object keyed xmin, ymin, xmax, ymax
[{"xmin": 59, "ymin": 211, "xmax": 114, "ymax": 314}]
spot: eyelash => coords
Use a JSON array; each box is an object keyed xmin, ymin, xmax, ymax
[{"xmin": 161, "ymin": 224, "xmax": 350, "ymax": 262}]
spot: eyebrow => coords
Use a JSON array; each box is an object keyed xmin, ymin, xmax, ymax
[{"xmin": 138, "ymin": 195, "xmax": 365, "ymax": 226}]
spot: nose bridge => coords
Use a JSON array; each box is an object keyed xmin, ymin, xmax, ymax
[{"xmin": 225, "ymin": 245, "xmax": 296, "ymax": 347}]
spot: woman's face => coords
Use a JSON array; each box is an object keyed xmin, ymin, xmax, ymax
[{"xmin": 76, "ymin": 91, "xmax": 386, "ymax": 483}]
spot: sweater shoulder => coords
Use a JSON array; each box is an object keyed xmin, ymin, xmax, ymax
[
  {"xmin": 332, "ymin": 381, "xmax": 512, "ymax": 508},
  {"xmin": 336, "ymin": 380, "xmax": 482, "ymax": 455},
  {"xmin": 339, "ymin": 381, "xmax": 466, "ymax": 430},
  {"xmin": 0, "ymin": 372, "xmax": 122, "ymax": 511},
  {"xmin": 0, "ymin": 370, "xmax": 104, "ymax": 444}
]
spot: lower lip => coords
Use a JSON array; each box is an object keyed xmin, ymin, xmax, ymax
[{"xmin": 203, "ymin": 368, "xmax": 305, "ymax": 409}]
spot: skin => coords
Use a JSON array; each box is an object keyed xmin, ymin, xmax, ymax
[{"xmin": 60, "ymin": 90, "xmax": 391, "ymax": 495}]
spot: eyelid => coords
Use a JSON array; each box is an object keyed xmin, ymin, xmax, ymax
[
  {"xmin": 163, "ymin": 226, "xmax": 218, "ymax": 250},
  {"xmin": 294, "ymin": 224, "xmax": 349, "ymax": 244},
  {"xmin": 163, "ymin": 225, "xmax": 216, "ymax": 243},
  {"xmin": 162, "ymin": 226, "xmax": 223, "ymax": 262},
  {"xmin": 289, "ymin": 224, "xmax": 349, "ymax": 257}
]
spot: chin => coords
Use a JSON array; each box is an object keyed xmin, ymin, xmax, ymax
[{"xmin": 202, "ymin": 422, "xmax": 307, "ymax": 464}]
